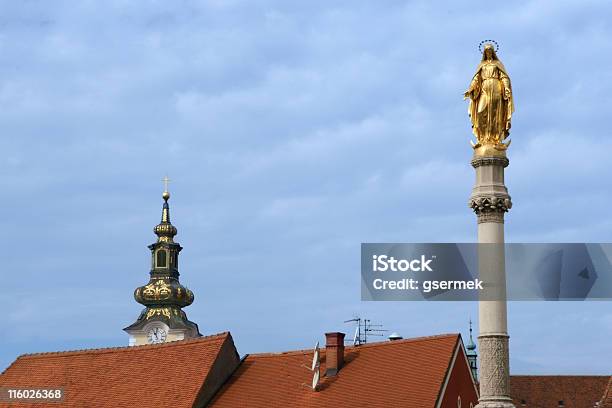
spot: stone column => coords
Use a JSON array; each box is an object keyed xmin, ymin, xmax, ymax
[{"xmin": 469, "ymin": 153, "xmax": 515, "ymax": 408}]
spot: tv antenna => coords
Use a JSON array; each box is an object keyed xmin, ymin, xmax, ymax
[
  {"xmin": 311, "ymin": 341, "xmax": 320, "ymax": 391},
  {"xmin": 344, "ymin": 317, "xmax": 388, "ymax": 346},
  {"xmin": 311, "ymin": 341, "xmax": 320, "ymax": 371},
  {"xmin": 312, "ymin": 367, "xmax": 320, "ymax": 391}
]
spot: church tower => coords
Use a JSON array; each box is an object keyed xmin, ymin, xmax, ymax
[
  {"xmin": 466, "ymin": 319, "xmax": 478, "ymax": 382},
  {"xmin": 124, "ymin": 183, "xmax": 201, "ymax": 345}
]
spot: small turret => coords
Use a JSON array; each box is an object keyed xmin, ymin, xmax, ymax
[{"xmin": 466, "ymin": 319, "xmax": 478, "ymax": 382}]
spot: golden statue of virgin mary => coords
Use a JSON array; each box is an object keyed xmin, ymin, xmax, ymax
[{"xmin": 464, "ymin": 43, "xmax": 515, "ymax": 155}]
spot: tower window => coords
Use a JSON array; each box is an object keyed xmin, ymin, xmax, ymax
[{"xmin": 156, "ymin": 249, "xmax": 168, "ymax": 268}]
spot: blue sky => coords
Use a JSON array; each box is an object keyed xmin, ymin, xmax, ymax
[{"xmin": 1, "ymin": 0, "xmax": 611, "ymax": 374}]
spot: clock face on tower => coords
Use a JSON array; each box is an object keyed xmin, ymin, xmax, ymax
[{"xmin": 147, "ymin": 327, "xmax": 167, "ymax": 344}]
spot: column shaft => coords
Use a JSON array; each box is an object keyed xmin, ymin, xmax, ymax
[{"xmin": 471, "ymin": 156, "xmax": 515, "ymax": 408}]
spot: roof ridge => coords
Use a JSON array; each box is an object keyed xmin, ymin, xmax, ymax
[
  {"xmin": 12, "ymin": 332, "xmax": 230, "ymax": 361},
  {"xmin": 246, "ymin": 348, "xmax": 324, "ymax": 359},
  {"xmin": 245, "ymin": 333, "xmax": 459, "ymax": 359},
  {"xmin": 346, "ymin": 333, "xmax": 459, "ymax": 350}
]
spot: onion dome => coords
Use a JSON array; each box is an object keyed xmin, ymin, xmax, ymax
[{"xmin": 134, "ymin": 277, "xmax": 194, "ymax": 308}]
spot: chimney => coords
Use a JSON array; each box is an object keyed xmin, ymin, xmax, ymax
[{"xmin": 325, "ymin": 332, "xmax": 345, "ymax": 376}]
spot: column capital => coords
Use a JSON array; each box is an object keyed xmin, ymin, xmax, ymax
[{"xmin": 469, "ymin": 196, "xmax": 512, "ymax": 223}]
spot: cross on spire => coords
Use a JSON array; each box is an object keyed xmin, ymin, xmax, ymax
[{"xmin": 162, "ymin": 176, "xmax": 171, "ymax": 193}]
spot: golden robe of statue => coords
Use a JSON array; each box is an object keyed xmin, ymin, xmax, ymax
[{"xmin": 464, "ymin": 44, "xmax": 514, "ymax": 151}]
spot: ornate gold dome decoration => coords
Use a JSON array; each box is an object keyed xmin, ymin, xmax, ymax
[{"xmin": 142, "ymin": 280, "xmax": 172, "ymax": 300}]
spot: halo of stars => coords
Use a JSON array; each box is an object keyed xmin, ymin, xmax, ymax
[{"xmin": 478, "ymin": 40, "xmax": 499, "ymax": 53}]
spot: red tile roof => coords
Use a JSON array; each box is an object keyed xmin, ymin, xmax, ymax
[
  {"xmin": 509, "ymin": 375, "xmax": 610, "ymax": 408},
  {"xmin": 600, "ymin": 376, "xmax": 612, "ymax": 408},
  {"xmin": 209, "ymin": 333, "xmax": 478, "ymax": 408},
  {"xmin": 0, "ymin": 332, "xmax": 239, "ymax": 408}
]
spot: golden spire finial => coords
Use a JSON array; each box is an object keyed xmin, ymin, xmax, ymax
[
  {"xmin": 155, "ymin": 175, "xmax": 176, "ymax": 241},
  {"xmin": 162, "ymin": 176, "xmax": 171, "ymax": 201}
]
